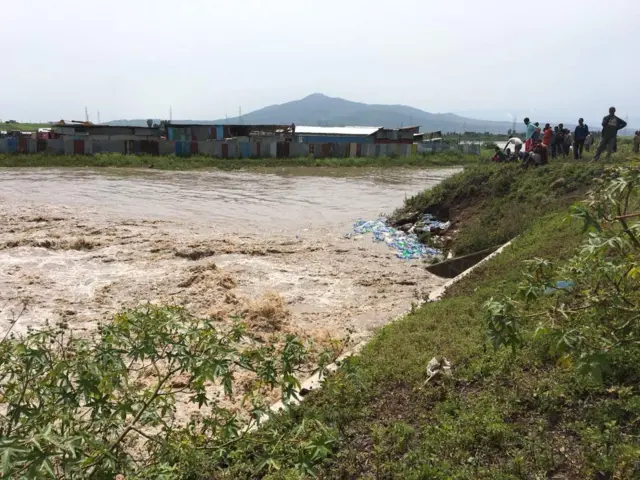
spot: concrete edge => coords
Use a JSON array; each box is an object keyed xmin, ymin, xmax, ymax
[{"xmin": 427, "ymin": 239, "xmax": 514, "ymax": 302}]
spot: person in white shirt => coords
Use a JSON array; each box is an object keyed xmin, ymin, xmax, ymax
[{"xmin": 503, "ymin": 137, "xmax": 523, "ymax": 154}]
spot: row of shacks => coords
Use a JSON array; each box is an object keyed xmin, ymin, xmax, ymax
[{"xmin": 0, "ymin": 123, "xmax": 476, "ymax": 157}]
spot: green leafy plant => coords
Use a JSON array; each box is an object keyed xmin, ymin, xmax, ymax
[
  {"xmin": 0, "ymin": 306, "xmax": 337, "ymax": 478},
  {"xmin": 484, "ymin": 166, "xmax": 640, "ymax": 383}
]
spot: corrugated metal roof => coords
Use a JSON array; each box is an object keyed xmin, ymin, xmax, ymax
[{"xmin": 295, "ymin": 126, "xmax": 382, "ymax": 136}]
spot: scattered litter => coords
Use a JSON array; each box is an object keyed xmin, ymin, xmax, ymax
[
  {"xmin": 544, "ymin": 280, "xmax": 575, "ymax": 295},
  {"xmin": 426, "ymin": 356, "xmax": 452, "ymax": 383},
  {"xmin": 347, "ymin": 216, "xmax": 441, "ymax": 259},
  {"xmin": 418, "ymin": 213, "xmax": 451, "ymax": 233}
]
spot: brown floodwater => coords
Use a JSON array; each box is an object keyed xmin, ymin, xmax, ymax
[
  {"xmin": 1, "ymin": 166, "xmax": 460, "ymax": 419},
  {"xmin": 0, "ymin": 166, "xmax": 458, "ymax": 345},
  {"xmin": 0, "ymin": 167, "xmax": 457, "ymax": 232}
]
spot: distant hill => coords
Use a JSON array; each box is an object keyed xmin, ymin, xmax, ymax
[{"xmin": 105, "ymin": 93, "xmax": 521, "ymax": 134}]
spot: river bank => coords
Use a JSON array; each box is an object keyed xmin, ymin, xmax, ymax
[
  {"xmin": 182, "ymin": 160, "xmax": 640, "ymax": 479},
  {"xmin": 0, "ymin": 152, "xmax": 480, "ymax": 170},
  {"xmin": 4, "ymin": 161, "xmax": 639, "ymax": 478}
]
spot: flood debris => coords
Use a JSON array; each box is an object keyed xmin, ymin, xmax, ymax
[
  {"xmin": 426, "ymin": 356, "xmax": 452, "ymax": 383},
  {"xmin": 174, "ymin": 247, "xmax": 216, "ymax": 260},
  {"xmin": 243, "ymin": 292, "xmax": 290, "ymax": 333},
  {"xmin": 346, "ymin": 215, "xmax": 449, "ymax": 260}
]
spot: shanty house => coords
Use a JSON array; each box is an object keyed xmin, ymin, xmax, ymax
[
  {"xmin": 375, "ymin": 126, "xmax": 420, "ymax": 144},
  {"xmin": 52, "ymin": 124, "xmax": 159, "ymax": 140},
  {"xmin": 163, "ymin": 124, "xmax": 292, "ymax": 157},
  {"xmin": 51, "ymin": 124, "xmax": 161, "ymax": 155},
  {"xmin": 294, "ymin": 126, "xmax": 419, "ymax": 157},
  {"xmin": 164, "ymin": 124, "xmax": 290, "ymax": 141},
  {"xmin": 294, "ymin": 126, "xmax": 381, "ymax": 144}
]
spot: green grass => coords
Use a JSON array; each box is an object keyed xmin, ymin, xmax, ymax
[
  {"xmin": 210, "ymin": 208, "xmax": 639, "ymax": 479},
  {"xmin": 0, "ymin": 152, "xmax": 481, "ymax": 170},
  {"xmin": 1, "ymin": 122, "xmax": 51, "ymax": 132},
  {"xmin": 391, "ymin": 162, "xmax": 615, "ymax": 255},
  {"xmin": 167, "ymin": 159, "xmax": 639, "ymax": 479}
]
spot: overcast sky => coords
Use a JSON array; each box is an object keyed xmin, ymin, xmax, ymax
[{"xmin": 1, "ymin": 0, "xmax": 638, "ymax": 125}]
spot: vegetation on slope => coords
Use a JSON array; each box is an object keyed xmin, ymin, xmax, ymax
[
  {"xmin": 206, "ymin": 163, "xmax": 638, "ymax": 479},
  {"xmin": 154, "ymin": 161, "xmax": 640, "ymax": 479},
  {"xmin": 391, "ymin": 162, "xmax": 606, "ymax": 255},
  {"xmin": 0, "ymin": 152, "xmax": 479, "ymax": 170}
]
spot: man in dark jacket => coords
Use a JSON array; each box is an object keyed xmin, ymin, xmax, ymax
[
  {"xmin": 551, "ymin": 126, "xmax": 559, "ymax": 158},
  {"xmin": 573, "ymin": 118, "xmax": 589, "ymax": 159},
  {"xmin": 555, "ymin": 123, "xmax": 566, "ymax": 157},
  {"xmin": 593, "ymin": 107, "xmax": 627, "ymax": 161}
]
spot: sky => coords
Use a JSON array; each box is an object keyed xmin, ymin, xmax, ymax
[{"xmin": 1, "ymin": 0, "xmax": 639, "ymax": 126}]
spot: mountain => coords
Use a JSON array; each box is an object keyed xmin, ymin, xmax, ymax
[{"xmin": 105, "ymin": 94, "xmax": 521, "ymax": 134}]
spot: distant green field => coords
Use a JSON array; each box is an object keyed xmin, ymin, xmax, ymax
[
  {"xmin": 1, "ymin": 122, "xmax": 51, "ymax": 132},
  {"xmin": 0, "ymin": 152, "xmax": 482, "ymax": 170}
]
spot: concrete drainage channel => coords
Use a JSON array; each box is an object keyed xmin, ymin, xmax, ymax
[{"xmin": 260, "ymin": 239, "xmax": 515, "ymax": 424}]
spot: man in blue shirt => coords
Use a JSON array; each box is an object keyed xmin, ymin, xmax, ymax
[
  {"xmin": 573, "ymin": 118, "xmax": 589, "ymax": 159},
  {"xmin": 524, "ymin": 117, "xmax": 537, "ymax": 152}
]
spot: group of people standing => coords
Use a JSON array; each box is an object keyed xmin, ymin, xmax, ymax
[{"xmin": 494, "ymin": 107, "xmax": 630, "ymax": 165}]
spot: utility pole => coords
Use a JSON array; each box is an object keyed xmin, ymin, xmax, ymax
[
  {"xmin": 85, "ymin": 106, "xmax": 89, "ymax": 123},
  {"xmin": 169, "ymin": 106, "xmax": 172, "ymax": 122},
  {"xmin": 239, "ymin": 105, "xmax": 242, "ymax": 124},
  {"xmin": 97, "ymin": 110, "xmax": 101, "ymax": 124}
]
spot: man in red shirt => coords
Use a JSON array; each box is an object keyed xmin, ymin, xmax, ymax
[{"xmin": 542, "ymin": 123, "xmax": 553, "ymax": 146}]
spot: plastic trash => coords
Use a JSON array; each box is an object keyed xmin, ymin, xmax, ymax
[
  {"xmin": 544, "ymin": 280, "xmax": 575, "ymax": 295},
  {"xmin": 426, "ymin": 356, "xmax": 452, "ymax": 383},
  {"xmin": 418, "ymin": 213, "xmax": 451, "ymax": 232},
  {"xmin": 349, "ymin": 217, "xmax": 441, "ymax": 260}
]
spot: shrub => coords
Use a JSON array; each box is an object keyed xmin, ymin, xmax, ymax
[
  {"xmin": 0, "ymin": 306, "xmax": 337, "ymax": 478},
  {"xmin": 485, "ymin": 166, "xmax": 640, "ymax": 384}
]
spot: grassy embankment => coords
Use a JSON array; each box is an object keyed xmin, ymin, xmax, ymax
[
  {"xmin": 0, "ymin": 152, "xmax": 479, "ymax": 170},
  {"xmin": 181, "ymin": 158, "xmax": 640, "ymax": 479},
  {"xmin": 390, "ymin": 162, "xmax": 599, "ymax": 256}
]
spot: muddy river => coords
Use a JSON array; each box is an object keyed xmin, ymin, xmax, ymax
[{"xmin": 0, "ymin": 167, "xmax": 457, "ymax": 347}]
